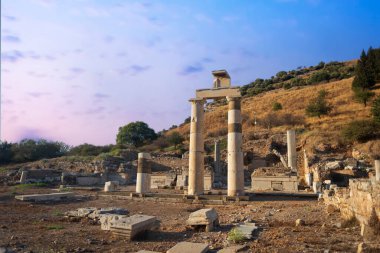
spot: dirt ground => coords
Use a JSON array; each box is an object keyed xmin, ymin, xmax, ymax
[{"xmin": 0, "ymin": 185, "xmax": 373, "ymax": 253}]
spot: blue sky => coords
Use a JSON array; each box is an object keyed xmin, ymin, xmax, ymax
[{"xmin": 1, "ymin": 0, "xmax": 380, "ymax": 145}]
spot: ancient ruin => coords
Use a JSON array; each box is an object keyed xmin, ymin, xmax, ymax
[{"xmin": 187, "ymin": 70, "xmax": 244, "ymax": 197}]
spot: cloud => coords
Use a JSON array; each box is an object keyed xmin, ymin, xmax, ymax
[
  {"xmin": 104, "ymin": 35, "xmax": 114, "ymax": 43},
  {"xmin": 1, "ymin": 35, "xmax": 20, "ymax": 43},
  {"xmin": 27, "ymin": 92, "xmax": 51, "ymax": 98},
  {"xmin": 94, "ymin": 93, "xmax": 109, "ymax": 99},
  {"xmin": 2, "ymin": 15, "xmax": 17, "ymax": 21},
  {"xmin": 70, "ymin": 67, "xmax": 85, "ymax": 74},
  {"xmin": 1, "ymin": 50, "xmax": 24, "ymax": 62},
  {"xmin": 116, "ymin": 52, "xmax": 128, "ymax": 57},
  {"xmin": 116, "ymin": 65, "xmax": 151, "ymax": 76},
  {"xmin": 180, "ymin": 64, "xmax": 204, "ymax": 75},
  {"xmin": 85, "ymin": 106, "xmax": 105, "ymax": 115}
]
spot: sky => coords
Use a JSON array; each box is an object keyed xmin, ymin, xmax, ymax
[{"xmin": 1, "ymin": 0, "xmax": 380, "ymax": 146}]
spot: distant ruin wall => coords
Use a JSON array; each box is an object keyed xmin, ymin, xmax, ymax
[{"xmin": 323, "ymin": 178, "xmax": 380, "ymax": 236}]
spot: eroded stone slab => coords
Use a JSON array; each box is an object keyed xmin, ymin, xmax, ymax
[
  {"xmin": 167, "ymin": 242, "xmax": 209, "ymax": 253},
  {"xmin": 110, "ymin": 214, "xmax": 157, "ymax": 240},
  {"xmin": 100, "ymin": 214, "xmax": 128, "ymax": 230},
  {"xmin": 187, "ymin": 208, "xmax": 219, "ymax": 232},
  {"xmin": 218, "ymin": 245, "xmax": 249, "ymax": 253},
  {"xmin": 234, "ymin": 222, "xmax": 257, "ymax": 239},
  {"xmin": 15, "ymin": 192, "xmax": 74, "ymax": 202}
]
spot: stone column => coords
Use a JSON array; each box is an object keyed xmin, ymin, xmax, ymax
[
  {"xmin": 304, "ymin": 149, "xmax": 312, "ymax": 186},
  {"xmin": 287, "ymin": 130, "xmax": 297, "ymax": 172},
  {"xmin": 20, "ymin": 170, "xmax": 27, "ymax": 183},
  {"xmin": 136, "ymin": 152, "xmax": 151, "ymax": 194},
  {"xmin": 375, "ymin": 160, "xmax": 380, "ymax": 182},
  {"xmin": 188, "ymin": 98, "xmax": 205, "ymax": 195},
  {"xmin": 227, "ymin": 96, "xmax": 244, "ymax": 196},
  {"xmin": 214, "ymin": 139, "xmax": 221, "ymax": 181}
]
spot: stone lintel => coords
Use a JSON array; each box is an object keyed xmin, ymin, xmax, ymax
[{"xmin": 195, "ymin": 87, "xmax": 241, "ymax": 99}]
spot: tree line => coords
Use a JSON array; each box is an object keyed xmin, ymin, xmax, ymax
[{"xmin": 0, "ymin": 121, "xmax": 186, "ymax": 165}]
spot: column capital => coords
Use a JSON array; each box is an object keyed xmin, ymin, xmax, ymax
[
  {"xmin": 189, "ymin": 98, "xmax": 205, "ymax": 103},
  {"xmin": 227, "ymin": 96, "xmax": 241, "ymax": 110},
  {"xmin": 226, "ymin": 96, "xmax": 241, "ymax": 101}
]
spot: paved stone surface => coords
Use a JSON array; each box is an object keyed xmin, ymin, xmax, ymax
[
  {"xmin": 15, "ymin": 192, "xmax": 74, "ymax": 201},
  {"xmin": 166, "ymin": 242, "xmax": 209, "ymax": 253}
]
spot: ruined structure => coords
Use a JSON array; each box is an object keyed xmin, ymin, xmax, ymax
[
  {"xmin": 136, "ymin": 153, "xmax": 151, "ymax": 194},
  {"xmin": 251, "ymin": 130, "xmax": 299, "ymax": 192},
  {"xmin": 187, "ymin": 70, "xmax": 244, "ymax": 196}
]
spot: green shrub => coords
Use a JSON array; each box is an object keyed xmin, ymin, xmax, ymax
[
  {"xmin": 341, "ymin": 120, "xmax": 380, "ymax": 143},
  {"xmin": 305, "ymin": 90, "xmax": 332, "ymax": 118},
  {"xmin": 47, "ymin": 225, "xmax": 64, "ymax": 230},
  {"xmin": 227, "ymin": 228, "xmax": 246, "ymax": 243},
  {"xmin": 272, "ymin": 102, "xmax": 283, "ymax": 111},
  {"xmin": 371, "ymin": 96, "xmax": 380, "ymax": 123}
]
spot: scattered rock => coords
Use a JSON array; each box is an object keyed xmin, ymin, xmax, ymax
[{"xmin": 295, "ymin": 219, "xmax": 305, "ymax": 227}]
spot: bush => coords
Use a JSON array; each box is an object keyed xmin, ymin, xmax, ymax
[
  {"xmin": 272, "ymin": 102, "xmax": 283, "ymax": 111},
  {"xmin": 372, "ymin": 96, "xmax": 380, "ymax": 123},
  {"xmin": 341, "ymin": 120, "xmax": 380, "ymax": 143},
  {"xmin": 353, "ymin": 88, "xmax": 375, "ymax": 107},
  {"xmin": 308, "ymin": 71, "xmax": 330, "ymax": 84},
  {"xmin": 305, "ymin": 90, "xmax": 332, "ymax": 118},
  {"xmin": 167, "ymin": 131, "xmax": 185, "ymax": 149},
  {"xmin": 227, "ymin": 228, "xmax": 246, "ymax": 243}
]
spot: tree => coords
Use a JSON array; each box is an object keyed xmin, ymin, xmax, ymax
[
  {"xmin": 353, "ymin": 89, "xmax": 375, "ymax": 107},
  {"xmin": 167, "ymin": 131, "xmax": 184, "ymax": 149},
  {"xmin": 305, "ymin": 89, "xmax": 332, "ymax": 118},
  {"xmin": 341, "ymin": 120, "xmax": 379, "ymax": 143},
  {"xmin": 352, "ymin": 47, "xmax": 380, "ymax": 107},
  {"xmin": 0, "ymin": 141, "xmax": 13, "ymax": 164},
  {"xmin": 116, "ymin": 121, "xmax": 157, "ymax": 147},
  {"xmin": 372, "ymin": 96, "xmax": 380, "ymax": 124}
]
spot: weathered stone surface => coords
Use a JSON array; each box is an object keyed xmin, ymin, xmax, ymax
[
  {"xmin": 187, "ymin": 208, "xmax": 218, "ymax": 232},
  {"xmin": 110, "ymin": 214, "xmax": 157, "ymax": 241},
  {"xmin": 136, "ymin": 251, "xmax": 161, "ymax": 253},
  {"xmin": 104, "ymin": 181, "xmax": 119, "ymax": 192},
  {"xmin": 218, "ymin": 245, "xmax": 249, "ymax": 253},
  {"xmin": 325, "ymin": 161, "xmax": 343, "ymax": 170},
  {"xmin": 323, "ymin": 179, "xmax": 380, "ymax": 239},
  {"xmin": 167, "ymin": 242, "xmax": 209, "ymax": 253},
  {"xmin": 99, "ymin": 214, "xmax": 128, "ymax": 230},
  {"xmin": 15, "ymin": 192, "xmax": 74, "ymax": 201},
  {"xmin": 88, "ymin": 207, "xmax": 128, "ymax": 219},
  {"xmin": 65, "ymin": 207, "xmax": 97, "ymax": 217},
  {"xmin": 234, "ymin": 222, "xmax": 257, "ymax": 239},
  {"xmin": 295, "ymin": 219, "xmax": 305, "ymax": 226}
]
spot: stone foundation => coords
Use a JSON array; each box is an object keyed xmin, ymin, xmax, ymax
[{"xmin": 323, "ymin": 178, "xmax": 380, "ymax": 238}]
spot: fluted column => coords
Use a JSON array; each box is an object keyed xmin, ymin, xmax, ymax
[
  {"xmin": 188, "ymin": 98, "xmax": 205, "ymax": 195},
  {"xmin": 287, "ymin": 130, "xmax": 297, "ymax": 172},
  {"xmin": 136, "ymin": 152, "xmax": 151, "ymax": 194},
  {"xmin": 227, "ymin": 96, "xmax": 244, "ymax": 196}
]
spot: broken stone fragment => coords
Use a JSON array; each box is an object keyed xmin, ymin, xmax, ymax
[
  {"xmin": 295, "ymin": 219, "xmax": 305, "ymax": 227},
  {"xmin": 88, "ymin": 207, "xmax": 129, "ymax": 220},
  {"xmin": 167, "ymin": 242, "xmax": 209, "ymax": 253},
  {"xmin": 186, "ymin": 208, "xmax": 219, "ymax": 232},
  {"xmin": 99, "ymin": 214, "xmax": 128, "ymax": 231}
]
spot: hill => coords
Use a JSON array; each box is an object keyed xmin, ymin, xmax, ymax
[{"xmin": 167, "ymin": 64, "xmax": 380, "ymax": 164}]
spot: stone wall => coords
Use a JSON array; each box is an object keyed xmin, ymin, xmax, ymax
[{"xmin": 323, "ymin": 178, "xmax": 380, "ymax": 238}]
